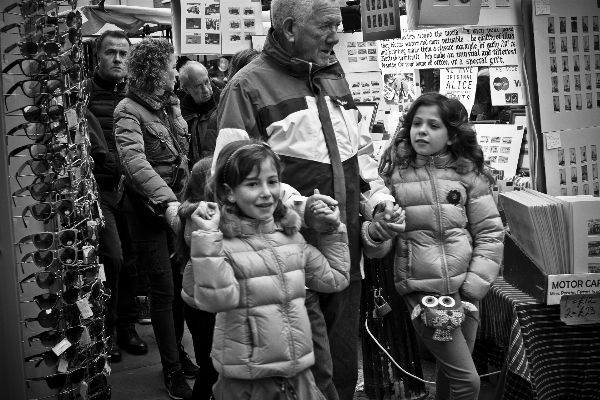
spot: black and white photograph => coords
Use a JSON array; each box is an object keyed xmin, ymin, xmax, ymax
[
  {"xmin": 205, "ymin": 32, "xmax": 220, "ymax": 44},
  {"xmin": 186, "ymin": 18, "xmax": 202, "ymax": 29},
  {"xmin": 228, "ymin": 7, "xmax": 240, "ymax": 15}
]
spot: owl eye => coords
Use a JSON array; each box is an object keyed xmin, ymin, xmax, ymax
[
  {"xmin": 439, "ymin": 296, "xmax": 456, "ymax": 308},
  {"xmin": 422, "ymin": 295, "xmax": 439, "ymax": 308}
]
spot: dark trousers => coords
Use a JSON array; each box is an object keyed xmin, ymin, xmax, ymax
[
  {"xmin": 98, "ymin": 190, "xmax": 135, "ymax": 335},
  {"xmin": 185, "ymin": 305, "xmax": 219, "ymax": 400},
  {"xmin": 171, "ymin": 255, "xmax": 186, "ymax": 346},
  {"xmin": 123, "ymin": 205, "xmax": 181, "ymax": 376}
]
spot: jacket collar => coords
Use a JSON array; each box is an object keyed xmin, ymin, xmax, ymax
[
  {"xmin": 127, "ymin": 88, "xmax": 180, "ymax": 111},
  {"xmin": 180, "ymin": 88, "xmax": 217, "ymax": 119},
  {"xmin": 219, "ymin": 204, "xmax": 301, "ymax": 238},
  {"xmin": 262, "ymin": 28, "xmax": 341, "ymax": 79},
  {"xmin": 93, "ymin": 70, "xmax": 127, "ymax": 92},
  {"xmin": 412, "ymin": 152, "xmax": 477, "ymax": 173}
]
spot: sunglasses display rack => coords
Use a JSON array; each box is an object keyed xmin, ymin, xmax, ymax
[{"xmin": 1, "ymin": 1, "xmax": 111, "ymax": 399}]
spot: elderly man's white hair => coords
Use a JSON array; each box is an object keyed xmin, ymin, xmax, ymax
[
  {"xmin": 270, "ymin": 0, "xmax": 315, "ymax": 34},
  {"xmin": 179, "ymin": 61, "xmax": 208, "ymax": 89}
]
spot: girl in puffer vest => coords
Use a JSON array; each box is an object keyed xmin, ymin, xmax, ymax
[
  {"xmin": 366, "ymin": 93, "xmax": 504, "ymax": 400},
  {"xmin": 180, "ymin": 140, "xmax": 350, "ymax": 400}
]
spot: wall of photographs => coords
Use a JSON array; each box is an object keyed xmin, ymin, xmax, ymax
[
  {"xmin": 533, "ymin": 0, "xmax": 600, "ymax": 133},
  {"xmin": 1, "ymin": 2, "xmax": 111, "ymax": 399}
]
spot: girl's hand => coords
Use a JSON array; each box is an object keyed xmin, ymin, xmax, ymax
[
  {"xmin": 305, "ymin": 189, "xmax": 340, "ymax": 232},
  {"xmin": 369, "ymin": 203, "xmax": 405, "ymax": 241},
  {"xmin": 191, "ymin": 201, "xmax": 220, "ymax": 232}
]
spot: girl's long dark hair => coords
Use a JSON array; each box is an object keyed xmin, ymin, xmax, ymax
[
  {"xmin": 378, "ymin": 93, "xmax": 493, "ymax": 184},
  {"xmin": 175, "ymin": 157, "xmax": 213, "ymax": 265}
]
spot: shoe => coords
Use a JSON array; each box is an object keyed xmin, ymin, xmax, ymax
[
  {"xmin": 109, "ymin": 346, "xmax": 122, "ymax": 363},
  {"xmin": 164, "ymin": 370, "xmax": 193, "ymax": 400},
  {"xmin": 116, "ymin": 327, "xmax": 148, "ymax": 355},
  {"xmin": 136, "ymin": 295, "xmax": 152, "ymax": 325},
  {"xmin": 178, "ymin": 345, "xmax": 199, "ymax": 379}
]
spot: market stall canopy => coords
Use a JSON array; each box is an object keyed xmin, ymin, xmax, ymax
[{"xmin": 81, "ymin": 5, "xmax": 171, "ymax": 36}]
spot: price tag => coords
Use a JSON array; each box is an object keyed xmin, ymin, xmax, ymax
[
  {"xmin": 65, "ymin": 108, "xmax": 78, "ymax": 130},
  {"xmin": 80, "ymin": 380, "xmax": 89, "ymax": 400},
  {"xmin": 80, "ymin": 326, "xmax": 92, "ymax": 346},
  {"xmin": 57, "ymin": 356, "xmax": 69, "ymax": 373},
  {"xmin": 534, "ymin": 0, "xmax": 550, "ymax": 15},
  {"xmin": 104, "ymin": 361, "xmax": 112, "ymax": 376},
  {"xmin": 560, "ymin": 293, "xmax": 600, "ymax": 325},
  {"xmin": 98, "ymin": 264, "xmax": 107, "ymax": 282},
  {"xmin": 52, "ymin": 337, "xmax": 72, "ymax": 356},
  {"xmin": 76, "ymin": 298, "xmax": 94, "ymax": 319},
  {"xmin": 545, "ymin": 133, "xmax": 562, "ymax": 149}
]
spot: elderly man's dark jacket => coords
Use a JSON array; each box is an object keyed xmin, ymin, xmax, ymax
[{"xmin": 180, "ymin": 82, "xmax": 220, "ymax": 164}]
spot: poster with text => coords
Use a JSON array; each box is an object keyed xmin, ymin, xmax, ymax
[
  {"xmin": 543, "ymin": 127, "xmax": 600, "ymax": 197},
  {"xmin": 475, "ymin": 124, "xmax": 524, "ymax": 178},
  {"xmin": 533, "ymin": 0, "xmax": 600, "ymax": 133},
  {"xmin": 181, "ymin": 0, "xmax": 221, "ymax": 54},
  {"xmin": 489, "ymin": 65, "xmax": 525, "ymax": 105},
  {"xmin": 440, "ymin": 67, "xmax": 478, "ymax": 113},
  {"xmin": 334, "ymin": 33, "xmax": 379, "ymax": 73},
  {"xmin": 378, "ymin": 26, "xmax": 518, "ymax": 70},
  {"xmin": 220, "ymin": 0, "xmax": 263, "ymax": 55}
]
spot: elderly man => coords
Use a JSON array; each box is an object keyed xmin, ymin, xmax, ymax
[
  {"xmin": 178, "ymin": 61, "xmax": 220, "ymax": 164},
  {"xmin": 214, "ymin": 0, "xmax": 399, "ymax": 398}
]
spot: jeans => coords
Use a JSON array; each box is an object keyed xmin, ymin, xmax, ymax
[
  {"xmin": 98, "ymin": 190, "xmax": 134, "ymax": 335},
  {"xmin": 171, "ymin": 255, "xmax": 186, "ymax": 346},
  {"xmin": 123, "ymin": 202, "xmax": 181, "ymax": 376},
  {"xmin": 185, "ymin": 305, "xmax": 218, "ymax": 400},
  {"xmin": 410, "ymin": 298, "xmax": 480, "ymax": 400}
]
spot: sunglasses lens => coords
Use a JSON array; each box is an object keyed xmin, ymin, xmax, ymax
[
  {"xmin": 23, "ymin": 123, "xmax": 47, "ymax": 140},
  {"xmin": 22, "ymin": 80, "xmax": 42, "ymax": 97},
  {"xmin": 65, "ymin": 326, "xmax": 84, "ymax": 343},
  {"xmin": 21, "ymin": 59, "xmax": 42, "ymax": 76},
  {"xmin": 33, "ymin": 233, "xmax": 54, "ymax": 250},
  {"xmin": 62, "ymin": 287, "xmax": 79, "ymax": 304},
  {"xmin": 36, "ymin": 271, "xmax": 56, "ymax": 289},
  {"xmin": 22, "ymin": 106, "xmax": 42, "ymax": 122},
  {"xmin": 33, "ymin": 250, "xmax": 57, "ymax": 268},
  {"xmin": 46, "ymin": 373, "xmax": 68, "ymax": 389},
  {"xmin": 56, "ymin": 199, "xmax": 73, "ymax": 216},
  {"xmin": 48, "ymin": 105, "xmax": 64, "ymax": 121},
  {"xmin": 20, "ymin": 41, "xmax": 38, "ymax": 57},
  {"xmin": 59, "ymin": 247, "xmax": 76, "ymax": 265},
  {"xmin": 43, "ymin": 42, "xmax": 60, "ymax": 57},
  {"xmin": 34, "ymin": 293, "xmax": 58, "ymax": 310},
  {"xmin": 37, "ymin": 308, "xmax": 60, "ymax": 328},
  {"xmin": 30, "ymin": 144, "xmax": 49, "ymax": 160},
  {"xmin": 38, "ymin": 331, "xmax": 62, "ymax": 348},
  {"xmin": 23, "ymin": 1, "xmax": 38, "ymax": 16},
  {"xmin": 31, "ymin": 202, "xmax": 52, "ymax": 219},
  {"xmin": 43, "ymin": 351, "xmax": 59, "ymax": 367},
  {"xmin": 70, "ymin": 367, "xmax": 86, "ymax": 384}
]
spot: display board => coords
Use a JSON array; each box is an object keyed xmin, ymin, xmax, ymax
[
  {"xmin": 360, "ymin": 0, "xmax": 402, "ymax": 41},
  {"xmin": 543, "ymin": 127, "xmax": 600, "ymax": 196},
  {"xmin": 532, "ymin": 0, "xmax": 600, "ymax": 132},
  {"xmin": 418, "ymin": 0, "xmax": 483, "ymax": 27},
  {"xmin": 439, "ymin": 67, "xmax": 478, "ymax": 112},
  {"xmin": 179, "ymin": 0, "xmax": 263, "ymax": 55},
  {"xmin": 377, "ymin": 26, "xmax": 519, "ymax": 70},
  {"xmin": 333, "ymin": 33, "xmax": 380, "ymax": 73},
  {"xmin": 346, "ymin": 71, "xmax": 383, "ymax": 103},
  {"xmin": 489, "ymin": 65, "xmax": 526, "ymax": 105},
  {"xmin": 475, "ymin": 124, "xmax": 525, "ymax": 177}
]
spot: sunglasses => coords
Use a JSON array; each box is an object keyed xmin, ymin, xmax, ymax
[
  {"xmin": 6, "ymin": 121, "xmax": 67, "ymax": 141},
  {"xmin": 20, "ymin": 198, "xmax": 73, "ymax": 228},
  {"xmin": 45, "ymin": 10, "xmax": 83, "ymax": 29},
  {"xmin": 27, "ymin": 318, "xmax": 104, "ymax": 348},
  {"xmin": 23, "ymin": 345, "xmax": 77, "ymax": 368},
  {"xmin": 2, "ymin": 58, "xmax": 60, "ymax": 77},
  {"xmin": 6, "ymin": 103, "xmax": 64, "ymax": 122},
  {"xmin": 9, "ymin": 142, "xmax": 71, "ymax": 161},
  {"xmin": 23, "ymin": 303, "xmax": 81, "ymax": 328},
  {"xmin": 0, "ymin": 16, "xmax": 59, "ymax": 38},
  {"xmin": 16, "ymin": 157, "xmax": 66, "ymax": 181},
  {"xmin": 26, "ymin": 365, "xmax": 87, "ymax": 390},
  {"xmin": 26, "ymin": 281, "xmax": 105, "ymax": 311},
  {"xmin": 5, "ymin": 78, "xmax": 63, "ymax": 99},
  {"xmin": 2, "ymin": 0, "xmax": 56, "ymax": 17},
  {"xmin": 12, "ymin": 174, "xmax": 77, "ymax": 201},
  {"xmin": 4, "ymin": 39, "xmax": 60, "ymax": 58},
  {"xmin": 18, "ymin": 229, "xmax": 81, "ymax": 250}
]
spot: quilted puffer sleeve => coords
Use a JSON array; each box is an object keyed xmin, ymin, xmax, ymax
[
  {"xmin": 460, "ymin": 173, "xmax": 504, "ymax": 300},
  {"xmin": 114, "ymin": 101, "xmax": 177, "ymax": 205},
  {"xmin": 303, "ymin": 223, "xmax": 350, "ymax": 293},
  {"xmin": 190, "ymin": 230, "xmax": 240, "ymax": 313}
]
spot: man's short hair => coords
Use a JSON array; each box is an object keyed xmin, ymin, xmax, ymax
[
  {"xmin": 270, "ymin": 0, "xmax": 314, "ymax": 35},
  {"xmin": 179, "ymin": 61, "xmax": 209, "ymax": 89},
  {"xmin": 95, "ymin": 30, "xmax": 131, "ymax": 54}
]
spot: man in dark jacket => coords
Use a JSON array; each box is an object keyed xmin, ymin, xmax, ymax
[
  {"xmin": 214, "ymin": 0, "xmax": 398, "ymax": 398},
  {"xmin": 178, "ymin": 61, "xmax": 220, "ymax": 164},
  {"xmin": 86, "ymin": 30, "xmax": 146, "ymax": 362}
]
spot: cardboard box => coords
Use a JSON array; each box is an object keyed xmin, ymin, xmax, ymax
[{"xmin": 503, "ymin": 234, "xmax": 600, "ymax": 305}]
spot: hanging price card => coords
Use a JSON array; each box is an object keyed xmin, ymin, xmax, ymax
[
  {"xmin": 560, "ymin": 293, "xmax": 600, "ymax": 325},
  {"xmin": 76, "ymin": 298, "xmax": 94, "ymax": 319},
  {"xmin": 52, "ymin": 337, "xmax": 72, "ymax": 356}
]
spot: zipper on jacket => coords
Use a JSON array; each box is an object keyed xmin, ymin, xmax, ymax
[
  {"xmin": 261, "ymin": 231, "xmax": 297, "ymax": 374},
  {"xmin": 428, "ymin": 158, "xmax": 451, "ymax": 293}
]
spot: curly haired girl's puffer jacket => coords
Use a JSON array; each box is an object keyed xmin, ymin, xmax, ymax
[
  {"xmin": 182, "ymin": 206, "xmax": 350, "ymax": 380},
  {"xmin": 364, "ymin": 153, "xmax": 504, "ymax": 301}
]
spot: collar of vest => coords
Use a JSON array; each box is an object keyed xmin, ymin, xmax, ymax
[{"xmin": 93, "ymin": 71, "xmax": 127, "ymax": 92}]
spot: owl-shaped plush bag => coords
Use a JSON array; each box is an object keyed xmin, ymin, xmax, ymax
[{"xmin": 411, "ymin": 293, "xmax": 478, "ymax": 341}]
